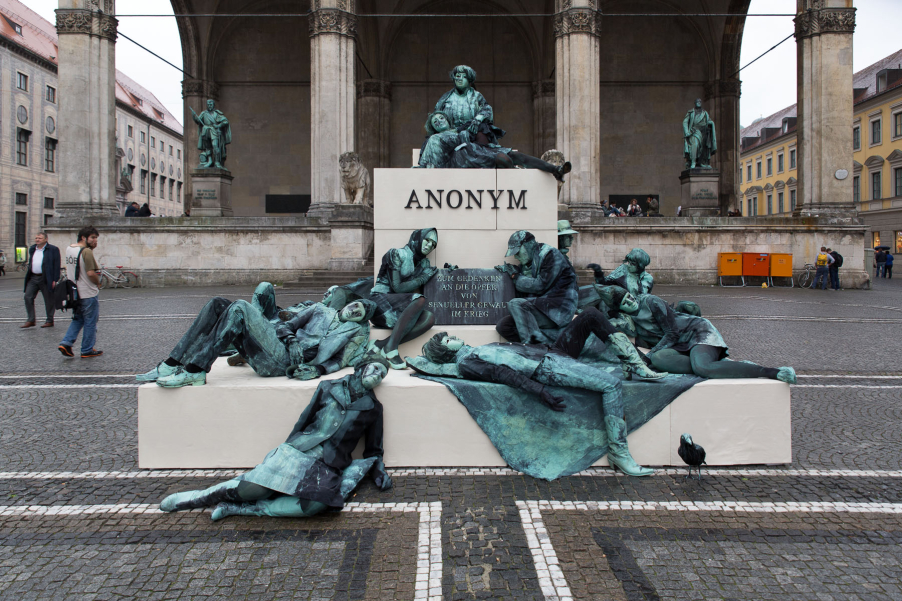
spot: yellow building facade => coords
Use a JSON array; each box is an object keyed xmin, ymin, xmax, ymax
[{"xmin": 741, "ymin": 48, "xmax": 902, "ymax": 251}]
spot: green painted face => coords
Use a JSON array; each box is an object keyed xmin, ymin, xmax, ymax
[
  {"xmin": 361, "ymin": 363, "xmax": 387, "ymax": 390},
  {"xmin": 453, "ymin": 71, "xmax": 470, "ymax": 91},
  {"xmin": 619, "ymin": 292, "xmax": 639, "ymax": 314},
  {"xmin": 441, "ymin": 334, "xmax": 464, "ymax": 352},
  {"xmin": 559, "ymin": 234, "xmax": 573, "ymax": 254},
  {"xmin": 515, "ymin": 244, "xmax": 532, "ymax": 266},
  {"xmin": 339, "ymin": 301, "xmax": 367, "ymax": 323},
  {"xmin": 430, "ymin": 113, "xmax": 451, "ymax": 133},
  {"xmin": 421, "ymin": 231, "xmax": 438, "ymax": 255}
]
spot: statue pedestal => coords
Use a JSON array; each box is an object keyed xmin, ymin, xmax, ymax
[
  {"xmin": 328, "ymin": 203, "xmax": 374, "ymax": 271},
  {"xmin": 191, "ymin": 168, "xmax": 233, "ymax": 217},
  {"xmin": 679, "ymin": 169, "xmax": 720, "ymax": 216},
  {"xmin": 566, "ymin": 202, "xmax": 605, "ymax": 225}
]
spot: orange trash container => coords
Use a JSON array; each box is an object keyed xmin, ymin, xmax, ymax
[
  {"xmin": 742, "ymin": 253, "xmax": 770, "ymax": 283},
  {"xmin": 717, "ymin": 252, "xmax": 743, "ymax": 286},
  {"xmin": 769, "ymin": 253, "xmax": 793, "ymax": 287}
]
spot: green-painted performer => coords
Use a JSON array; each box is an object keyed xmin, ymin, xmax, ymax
[
  {"xmin": 682, "ymin": 98, "xmax": 716, "ymax": 170},
  {"xmin": 418, "ymin": 308, "xmax": 663, "ymax": 476},
  {"xmin": 136, "ymin": 282, "xmax": 375, "ymax": 387},
  {"xmin": 434, "ymin": 65, "xmax": 504, "ymax": 146},
  {"xmin": 495, "ymin": 230, "xmax": 579, "ymax": 345},
  {"xmin": 581, "ymin": 248, "xmax": 655, "ymax": 312},
  {"xmin": 369, "ymin": 228, "xmax": 440, "ymax": 370},
  {"xmin": 418, "ymin": 112, "xmax": 571, "ymax": 178},
  {"xmin": 598, "ymin": 286, "xmax": 797, "ymax": 383},
  {"xmin": 191, "ymin": 98, "xmax": 232, "ymax": 169},
  {"xmin": 557, "ymin": 220, "xmax": 578, "ymax": 263},
  {"xmin": 158, "ymin": 356, "xmax": 392, "ymax": 521}
]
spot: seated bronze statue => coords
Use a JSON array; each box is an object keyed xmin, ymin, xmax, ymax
[{"xmin": 158, "ymin": 355, "xmax": 392, "ymax": 520}]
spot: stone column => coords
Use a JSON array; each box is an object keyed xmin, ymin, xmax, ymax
[
  {"xmin": 794, "ymin": 0, "xmax": 857, "ymax": 219},
  {"xmin": 309, "ymin": 0, "xmax": 357, "ymax": 217},
  {"xmin": 554, "ymin": 0, "xmax": 601, "ymax": 219},
  {"xmin": 706, "ymin": 79, "xmax": 742, "ymax": 214},
  {"xmin": 55, "ymin": 0, "xmax": 118, "ymax": 218},
  {"xmin": 532, "ymin": 80, "xmax": 556, "ymax": 157},
  {"xmin": 181, "ymin": 79, "xmax": 219, "ymax": 214},
  {"xmin": 356, "ymin": 79, "xmax": 391, "ymax": 170}
]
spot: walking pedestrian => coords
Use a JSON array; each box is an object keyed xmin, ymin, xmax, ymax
[
  {"xmin": 875, "ymin": 249, "xmax": 886, "ymax": 278},
  {"xmin": 885, "ymin": 251, "xmax": 894, "ymax": 279},
  {"xmin": 58, "ymin": 226, "xmax": 103, "ymax": 359},
  {"xmin": 22, "ymin": 232, "xmax": 61, "ymax": 328},
  {"xmin": 813, "ymin": 247, "xmax": 834, "ymax": 290},
  {"xmin": 827, "ymin": 247, "xmax": 843, "ymax": 290},
  {"xmin": 0, "ymin": 250, "xmax": 6, "ymax": 276}
]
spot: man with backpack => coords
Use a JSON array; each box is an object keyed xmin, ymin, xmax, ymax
[
  {"xmin": 814, "ymin": 247, "xmax": 834, "ymax": 291},
  {"xmin": 827, "ymin": 247, "xmax": 843, "ymax": 290},
  {"xmin": 58, "ymin": 226, "xmax": 103, "ymax": 358}
]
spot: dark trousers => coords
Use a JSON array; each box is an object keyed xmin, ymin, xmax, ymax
[
  {"xmin": 876, "ymin": 262, "xmax": 886, "ymax": 277},
  {"xmin": 829, "ymin": 266, "xmax": 840, "ymax": 290},
  {"xmin": 551, "ymin": 308, "xmax": 617, "ymax": 358},
  {"xmin": 886, "ymin": 264, "xmax": 893, "ymax": 278},
  {"xmin": 814, "ymin": 266, "xmax": 830, "ymax": 290},
  {"xmin": 24, "ymin": 276, "xmax": 55, "ymax": 323}
]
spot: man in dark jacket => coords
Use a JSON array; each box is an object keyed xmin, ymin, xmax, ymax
[
  {"xmin": 827, "ymin": 248, "xmax": 843, "ymax": 290},
  {"xmin": 495, "ymin": 230, "xmax": 578, "ymax": 344},
  {"xmin": 124, "ymin": 202, "xmax": 140, "ymax": 217},
  {"xmin": 22, "ymin": 232, "xmax": 61, "ymax": 328}
]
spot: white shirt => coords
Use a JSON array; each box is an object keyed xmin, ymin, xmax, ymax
[{"xmin": 31, "ymin": 245, "xmax": 45, "ymax": 275}]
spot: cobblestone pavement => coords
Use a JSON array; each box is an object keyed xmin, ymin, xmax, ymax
[{"xmin": 1, "ymin": 275, "xmax": 901, "ymax": 600}]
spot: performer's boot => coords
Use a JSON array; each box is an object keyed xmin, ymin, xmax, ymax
[
  {"xmin": 604, "ymin": 415, "xmax": 654, "ymax": 477},
  {"xmin": 607, "ymin": 332, "xmax": 667, "ymax": 381},
  {"xmin": 211, "ymin": 497, "xmax": 327, "ymax": 521},
  {"xmin": 160, "ymin": 479, "xmax": 243, "ymax": 512}
]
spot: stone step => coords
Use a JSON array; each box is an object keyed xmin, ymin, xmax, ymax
[
  {"xmin": 138, "ymin": 358, "xmax": 791, "ymax": 469},
  {"xmin": 282, "ymin": 271, "xmax": 371, "ymax": 289}
]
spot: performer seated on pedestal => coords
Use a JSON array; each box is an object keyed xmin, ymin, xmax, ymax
[
  {"xmin": 158, "ymin": 356, "xmax": 392, "ymax": 521},
  {"xmin": 597, "ymin": 286, "xmax": 797, "ymax": 383},
  {"xmin": 135, "ymin": 282, "xmax": 376, "ymax": 387},
  {"xmin": 369, "ymin": 228, "xmax": 440, "ymax": 370},
  {"xmin": 418, "ymin": 309, "xmax": 665, "ymax": 476},
  {"xmin": 418, "ymin": 112, "xmax": 571, "ymax": 180},
  {"xmin": 495, "ymin": 230, "xmax": 579, "ymax": 345}
]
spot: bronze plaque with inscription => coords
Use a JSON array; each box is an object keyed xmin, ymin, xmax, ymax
[{"xmin": 424, "ymin": 268, "xmax": 515, "ymax": 325}]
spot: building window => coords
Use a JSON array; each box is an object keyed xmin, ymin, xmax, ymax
[
  {"xmin": 853, "ymin": 176, "xmax": 860, "ymax": 203},
  {"xmin": 873, "ymin": 232, "xmax": 881, "ymax": 248},
  {"xmin": 789, "ymin": 149, "xmax": 796, "ymax": 169},
  {"xmin": 177, "ymin": 149, "xmax": 181, "ymax": 160},
  {"xmin": 15, "ymin": 193, "xmax": 27, "ymax": 206},
  {"xmin": 871, "ymin": 119, "xmax": 882, "ymax": 145},
  {"xmin": 43, "ymin": 215, "xmax": 52, "ymax": 226},
  {"xmin": 15, "ymin": 212, "xmax": 26, "ymax": 248},
  {"xmin": 738, "ymin": 165, "xmax": 742, "ymax": 184},
  {"xmin": 895, "ymin": 167, "xmax": 902, "ymax": 197},
  {"xmin": 16, "ymin": 72, "xmax": 28, "ymax": 91},
  {"xmin": 169, "ymin": 180, "xmax": 174, "ymax": 200},
  {"xmin": 790, "ymin": 189, "xmax": 797, "ymax": 211},
  {"xmin": 44, "ymin": 138, "xmax": 56, "ymax": 172},
  {"xmin": 140, "ymin": 170, "xmax": 147, "ymax": 194},
  {"xmin": 756, "ymin": 161, "xmax": 762, "ymax": 179},
  {"xmin": 778, "ymin": 192, "xmax": 784, "ymax": 213},
  {"xmin": 46, "ymin": 86, "xmax": 56, "ymax": 103},
  {"xmin": 128, "ymin": 125, "xmax": 133, "ymax": 138},
  {"xmin": 160, "ymin": 177, "xmax": 166, "ymax": 196},
  {"xmin": 896, "ymin": 232, "xmax": 902, "ymax": 254},
  {"xmin": 177, "ymin": 182, "xmax": 182, "ymax": 202},
  {"xmin": 746, "ymin": 164, "xmax": 752, "ymax": 182},
  {"xmin": 777, "ymin": 153, "xmax": 784, "ymax": 173},
  {"xmin": 872, "ymin": 171, "xmax": 882, "ymax": 200},
  {"xmin": 766, "ymin": 194, "xmax": 772, "ymax": 215},
  {"xmin": 16, "ymin": 129, "xmax": 29, "ymax": 166},
  {"xmin": 140, "ymin": 131, "xmax": 146, "ymax": 143},
  {"xmin": 766, "ymin": 158, "xmax": 773, "ymax": 176},
  {"xmin": 894, "ymin": 112, "xmax": 902, "ymax": 139},
  {"xmin": 151, "ymin": 136, "xmax": 156, "ymax": 149},
  {"xmin": 151, "ymin": 174, "xmax": 156, "ymax": 197},
  {"xmin": 9, "ymin": 20, "xmax": 22, "ymax": 35},
  {"xmin": 853, "ymin": 126, "xmax": 860, "ymax": 150},
  {"xmin": 169, "ymin": 145, "xmax": 173, "ymax": 156},
  {"xmin": 44, "ymin": 197, "xmax": 54, "ymax": 209},
  {"xmin": 746, "ymin": 199, "xmax": 751, "ymax": 216}
]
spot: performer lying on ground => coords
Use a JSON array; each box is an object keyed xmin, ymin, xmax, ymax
[
  {"xmin": 368, "ymin": 228, "xmax": 440, "ymax": 370},
  {"xmin": 418, "ymin": 112, "xmax": 571, "ymax": 179},
  {"xmin": 159, "ymin": 356, "xmax": 392, "ymax": 521},
  {"xmin": 495, "ymin": 230, "xmax": 579, "ymax": 345},
  {"xmin": 417, "ymin": 308, "xmax": 666, "ymax": 476},
  {"xmin": 136, "ymin": 282, "xmax": 376, "ymax": 387},
  {"xmin": 597, "ymin": 286, "xmax": 797, "ymax": 383}
]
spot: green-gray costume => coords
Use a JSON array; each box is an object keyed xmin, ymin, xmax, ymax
[
  {"xmin": 159, "ymin": 367, "xmax": 391, "ymax": 519},
  {"xmin": 371, "ymin": 228, "xmax": 437, "ymax": 328},
  {"xmin": 418, "ymin": 129, "xmax": 512, "ymax": 169},
  {"xmin": 434, "ymin": 87, "xmax": 504, "ymax": 145},
  {"xmin": 275, "ymin": 302, "xmax": 375, "ymax": 376}
]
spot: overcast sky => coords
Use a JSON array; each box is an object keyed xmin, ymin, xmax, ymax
[{"xmin": 22, "ymin": 0, "xmax": 902, "ymax": 132}]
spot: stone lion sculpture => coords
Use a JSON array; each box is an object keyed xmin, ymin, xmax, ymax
[{"xmin": 339, "ymin": 152, "xmax": 372, "ymax": 206}]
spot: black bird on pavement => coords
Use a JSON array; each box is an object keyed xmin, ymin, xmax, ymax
[{"xmin": 678, "ymin": 433, "xmax": 706, "ymax": 480}]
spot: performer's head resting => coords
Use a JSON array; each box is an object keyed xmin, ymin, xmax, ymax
[
  {"xmin": 596, "ymin": 285, "xmax": 640, "ymax": 315},
  {"xmin": 425, "ymin": 112, "xmax": 452, "ymax": 135},
  {"xmin": 623, "ymin": 248, "xmax": 651, "ymax": 273},
  {"xmin": 339, "ymin": 300, "xmax": 377, "ymax": 323},
  {"xmin": 355, "ymin": 353, "xmax": 390, "ymax": 390},
  {"xmin": 422, "ymin": 332, "xmax": 465, "ymax": 364}
]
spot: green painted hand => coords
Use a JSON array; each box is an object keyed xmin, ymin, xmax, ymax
[{"xmin": 287, "ymin": 364, "xmax": 320, "ymax": 380}]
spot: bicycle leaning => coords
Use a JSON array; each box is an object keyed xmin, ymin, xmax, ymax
[
  {"xmin": 97, "ymin": 264, "xmax": 139, "ymax": 289},
  {"xmin": 796, "ymin": 263, "xmax": 816, "ymax": 288}
]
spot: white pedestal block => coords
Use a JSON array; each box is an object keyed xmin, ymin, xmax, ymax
[{"xmin": 138, "ymin": 359, "xmax": 791, "ymax": 470}]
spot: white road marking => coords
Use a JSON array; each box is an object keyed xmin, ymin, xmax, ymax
[{"xmin": 0, "ymin": 384, "xmax": 139, "ymax": 389}]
